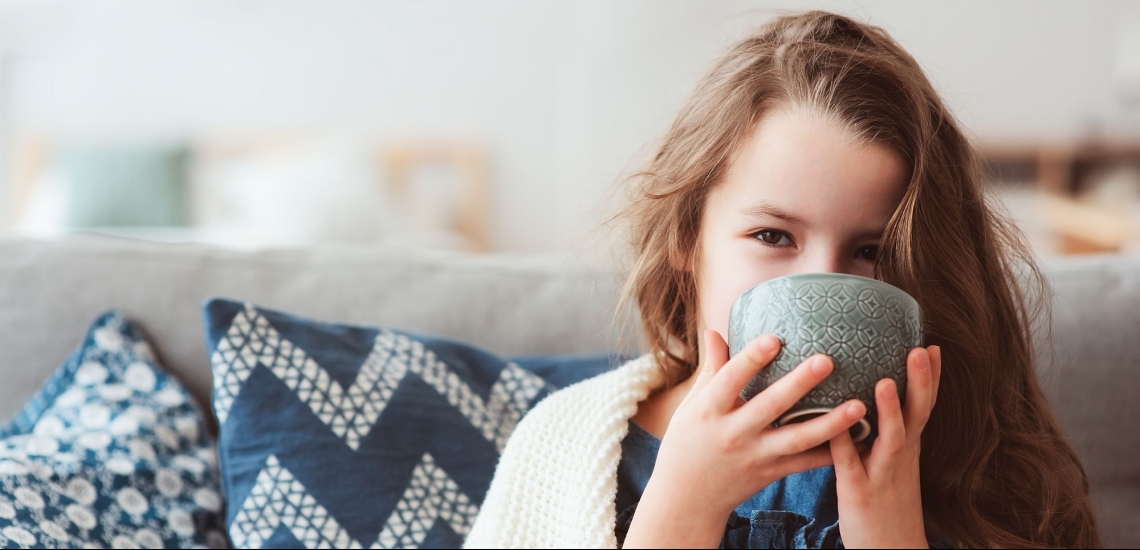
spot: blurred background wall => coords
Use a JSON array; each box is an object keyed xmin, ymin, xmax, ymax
[{"xmin": 0, "ymin": 0, "xmax": 1137, "ymax": 255}]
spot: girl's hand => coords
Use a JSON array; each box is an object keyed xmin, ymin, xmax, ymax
[
  {"xmin": 829, "ymin": 345, "xmax": 942, "ymax": 549},
  {"xmin": 623, "ymin": 330, "xmax": 868, "ymax": 549}
]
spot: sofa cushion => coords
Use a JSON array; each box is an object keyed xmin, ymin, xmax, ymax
[
  {"xmin": 0, "ymin": 311, "xmax": 226, "ymax": 548},
  {"xmin": 203, "ymin": 298, "xmax": 621, "ymax": 548}
]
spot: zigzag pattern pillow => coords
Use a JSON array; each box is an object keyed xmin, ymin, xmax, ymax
[{"xmin": 203, "ymin": 299, "xmax": 567, "ymax": 549}]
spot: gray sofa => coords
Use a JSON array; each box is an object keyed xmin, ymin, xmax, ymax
[{"xmin": 1, "ymin": 236, "xmax": 1137, "ymax": 547}]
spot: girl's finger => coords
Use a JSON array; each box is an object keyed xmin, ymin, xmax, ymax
[
  {"xmin": 703, "ymin": 333, "xmax": 782, "ymax": 414},
  {"xmin": 764, "ymin": 445, "xmax": 836, "ymax": 483},
  {"xmin": 903, "ymin": 347, "xmax": 935, "ymax": 436},
  {"xmin": 758, "ymin": 399, "xmax": 866, "ymax": 456},
  {"xmin": 736, "ymin": 353, "xmax": 833, "ymax": 426},
  {"xmin": 685, "ymin": 330, "xmax": 730, "ymax": 403},
  {"xmin": 829, "ymin": 426, "xmax": 867, "ymax": 485},
  {"xmin": 871, "ymin": 378, "xmax": 907, "ymax": 459}
]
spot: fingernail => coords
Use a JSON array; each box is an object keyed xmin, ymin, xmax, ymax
[
  {"xmin": 880, "ymin": 379, "xmax": 896, "ymax": 399},
  {"xmin": 931, "ymin": 345, "xmax": 941, "ymax": 363},
  {"xmin": 846, "ymin": 401, "xmax": 865, "ymax": 419},
  {"xmin": 758, "ymin": 335, "xmax": 779, "ymax": 352},
  {"xmin": 810, "ymin": 355, "xmax": 832, "ymax": 375},
  {"xmin": 917, "ymin": 349, "xmax": 930, "ymax": 369}
]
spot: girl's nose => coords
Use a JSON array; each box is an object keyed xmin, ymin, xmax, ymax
[{"xmin": 796, "ymin": 251, "xmax": 848, "ymax": 276}]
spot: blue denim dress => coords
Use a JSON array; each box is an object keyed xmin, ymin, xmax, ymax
[{"xmin": 614, "ymin": 420, "xmax": 958, "ymax": 549}]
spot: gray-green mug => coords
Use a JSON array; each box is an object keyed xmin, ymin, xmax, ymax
[{"xmin": 727, "ymin": 273, "xmax": 923, "ymax": 443}]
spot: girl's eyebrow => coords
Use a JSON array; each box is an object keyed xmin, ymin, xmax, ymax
[
  {"xmin": 744, "ymin": 200, "xmax": 887, "ymax": 240},
  {"xmin": 741, "ymin": 201, "xmax": 807, "ymax": 225}
]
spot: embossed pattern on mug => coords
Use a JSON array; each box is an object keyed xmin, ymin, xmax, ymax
[{"xmin": 727, "ymin": 274, "xmax": 923, "ymax": 442}]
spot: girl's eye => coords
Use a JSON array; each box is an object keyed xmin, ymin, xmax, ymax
[
  {"xmin": 856, "ymin": 245, "xmax": 879, "ymax": 262},
  {"xmin": 753, "ymin": 229, "xmax": 793, "ymax": 247}
]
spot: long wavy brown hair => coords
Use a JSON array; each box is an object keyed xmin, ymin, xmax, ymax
[{"xmin": 616, "ymin": 10, "xmax": 1100, "ymax": 548}]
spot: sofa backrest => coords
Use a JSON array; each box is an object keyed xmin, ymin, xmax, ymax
[{"xmin": 0, "ymin": 237, "xmax": 635, "ymax": 425}]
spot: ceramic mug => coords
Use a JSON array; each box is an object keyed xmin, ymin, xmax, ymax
[{"xmin": 727, "ymin": 273, "xmax": 923, "ymax": 443}]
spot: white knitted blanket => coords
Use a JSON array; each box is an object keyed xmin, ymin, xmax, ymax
[{"xmin": 463, "ymin": 355, "xmax": 665, "ymax": 549}]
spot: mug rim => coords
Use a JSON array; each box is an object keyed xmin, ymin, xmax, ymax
[{"xmin": 731, "ymin": 272, "xmax": 919, "ymax": 314}]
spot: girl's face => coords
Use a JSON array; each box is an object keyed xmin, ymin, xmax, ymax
[{"xmin": 695, "ymin": 108, "xmax": 909, "ymax": 351}]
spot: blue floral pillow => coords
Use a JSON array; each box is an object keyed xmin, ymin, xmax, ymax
[
  {"xmin": 203, "ymin": 299, "xmax": 621, "ymax": 549},
  {"xmin": 0, "ymin": 312, "xmax": 227, "ymax": 549}
]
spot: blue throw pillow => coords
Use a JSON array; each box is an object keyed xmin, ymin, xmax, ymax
[
  {"xmin": 204, "ymin": 299, "xmax": 622, "ymax": 549},
  {"xmin": 0, "ymin": 312, "xmax": 227, "ymax": 549}
]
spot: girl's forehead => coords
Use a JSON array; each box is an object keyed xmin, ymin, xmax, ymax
[{"xmin": 713, "ymin": 109, "xmax": 908, "ymax": 225}]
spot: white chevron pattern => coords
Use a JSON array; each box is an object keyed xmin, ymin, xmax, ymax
[
  {"xmin": 230, "ymin": 455, "xmax": 357, "ymax": 549},
  {"xmin": 210, "ymin": 304, "xmax": 548, "ymax": 451},
  {"xmin": 230, "ymin": 454, "xmax": 476, "ymax": 549},
  {"xmin": 373, "ymin": 453, "xmax": 477, "ymax": 549}
]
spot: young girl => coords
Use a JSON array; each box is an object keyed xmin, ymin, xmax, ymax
[{"xmin": 465, "ymin": 11, "xmax": 1100, "ymax": 549}]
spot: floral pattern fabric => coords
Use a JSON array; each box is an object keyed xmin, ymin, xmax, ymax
[{"xmin": 0, "ymin": 312, "xmax": 227, "ymax": 549}]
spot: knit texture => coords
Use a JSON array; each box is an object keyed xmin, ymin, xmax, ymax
[{"xmin": 463, "ymin": 354, "xmax": 665, "ymax": 549}]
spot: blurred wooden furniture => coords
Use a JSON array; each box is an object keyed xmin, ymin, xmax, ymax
[
  {"xmin": 980, "ymin": 141, "xmax": 1140, "ymax": 254},
  {"xmin": 11, "ymin": 133, "xmax": 494, "ymax": 251},
  {"xmin": 1041, "ymin": 193, "xmax": 1137, "ymax": 254},
  {"xmin": 379, "ymin": 141, "xmax": 491, "ymax": 252},
  {"xmin": 981, "ymin": 142, "xmax": 1140, "ymax": 194},
  {"xmin": 12, "ymin": 134, "xmax": 50, "ymax": 223}
]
